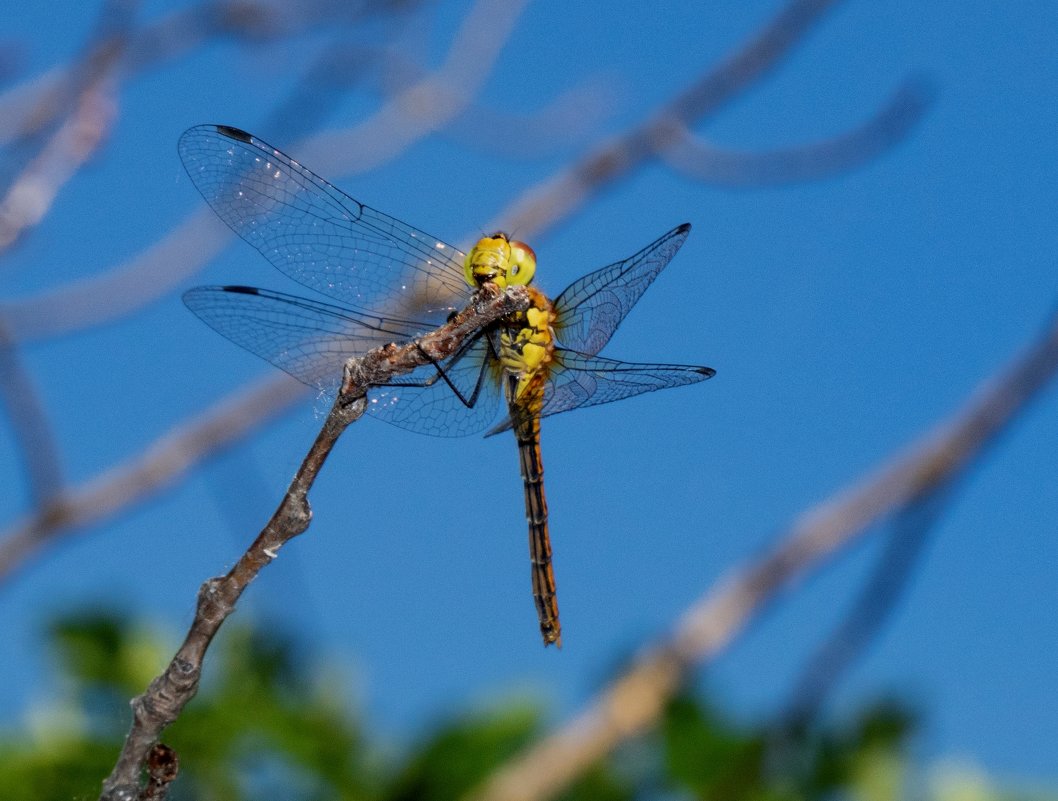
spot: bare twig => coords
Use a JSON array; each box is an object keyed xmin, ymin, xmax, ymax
[
  {"xmin": 0, "ymin": 372, "xmax": 306, "ymax": 585},
  {"xmin": 780, "ymin": 484, "xmax": 951, "ymax": 727},
  {"xmin": 98, "ymin": 284, "xmax": 527, "ymax": 801},
  {"xmin": 445, "ymin": 76, "xmax": 618, "ymax": 160},
  {"xmin": 3, "ymin": 0, "xmax": 910, "ymax": 345},
  {"xmin": 659, "ymin": 78, "xmax": 931, "ymax": 187},
  {"xmin": 0, "ymin": 0, "xmax": 133, "ymax": 252},
  {"xmin": 284, "ymin": 41, "xmax": 619, "ymax": 159},
  {"xmin": 1, "ymin": 207, "xmax": 231, "ymax": 342},
  {"xmin": 0, "ymin": 0, "xmax": 406, "ymax": 146},
  {"xmin": 0, "ymin": 77, "xmax": 116, "ymax": 253},
  {"xmin": 255, "ymin": 0, "xmax": 533, "ymax": 176},
  {"xmin": 468, "ymin": 308, "xmax": 1058, "ymax": 801},
  {"xmin": 491, "ymin": 0, "xmax": 923, "ymax": 238},
  {"xmin": 0, "ymin": 320, "xmax": 63, "ymax": 508}
]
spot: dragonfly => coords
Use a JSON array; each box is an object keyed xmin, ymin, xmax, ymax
[{"xmin": 180, "ymin": 124, "xmax": 715, "ymax": 647}]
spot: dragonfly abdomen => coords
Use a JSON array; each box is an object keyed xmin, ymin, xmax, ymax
[{"xmin": 516, "ymin": 414, "xmax": 561, "ymax": 647}]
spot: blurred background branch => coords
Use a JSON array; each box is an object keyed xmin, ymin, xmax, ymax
[
  {"xmin": 493, "ymin": 0, "xmax": 872, "ymax": 236},
  {"xmin": 0, "ymin": 0, "xmax": 414, "ymax": 146},
  {"xmin": 658, "ymin": 77, "xmax": 931, "ymax": 187},
  {"xmin": 0, "ymin": 0, "xmax": 133, "ymax": 252},
  {"xmin": 0, "ymin": 322, "xmax": 63, "ymax": 508},
  {"xmin": 779, "ymin": 484, "xmax": 952, "ymax": 729},
  {"xmin": 0, "ymin": 373, "xmax": 304, "ymax": 583}
]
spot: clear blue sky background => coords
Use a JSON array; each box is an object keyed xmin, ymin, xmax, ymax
[{"xmin": 2, "ymin": 0, "xmax": 1057, "ymax": 785}]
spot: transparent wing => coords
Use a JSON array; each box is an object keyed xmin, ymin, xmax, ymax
[
  {"xmin": 368, "ymin": 334, "xmax": 505, "ymax": 438},
  {"xmin": 184, "ymin": 285, "xmax": 504, "ymax": 437},
  {"xmin": 183, "ymin": 285, "xmax": 432, "ymax": 395},
  {"xmin": 487, "ymin": 347, "xmax": 714, "ymax": 436},
  {"xmin": 179, "ymin": 124, "xmax": 472, "ymax": 324},
  {"xmin": 551, "ymin": 223, "xmax": 691, "ymax": 355}
]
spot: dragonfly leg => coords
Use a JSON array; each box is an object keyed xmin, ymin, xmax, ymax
[{"xmin": 377, "ymin": 338, "xmax": 486, "ymax": 409}]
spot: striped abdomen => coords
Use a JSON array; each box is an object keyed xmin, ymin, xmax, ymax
[{"xmin": 514, "ymin": 409, "xmax": 561, "ymax": 647}]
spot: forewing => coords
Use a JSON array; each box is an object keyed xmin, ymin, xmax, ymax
[
  {"xmin": 179, "ymin": 124, "xmax": 471, "ymax": 324},
  {"xmin": 368, "ymin": 335, "xmax": 504, "ymax": 437},
  {"xmin": 486, "ymin": 348, "xmax": 714, "ymax": 436},
  {"xmin": 183, "ymin": 285, "xmax": 426, "ymax": 395},
  {"xmin": 552, "ymin": 223, "xmax": 691, "ymax": 355}
]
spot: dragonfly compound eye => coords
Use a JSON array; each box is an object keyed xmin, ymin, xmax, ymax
[{"xmin": 507, "ymin": 240, "xmax": 536, "ymax": 286}]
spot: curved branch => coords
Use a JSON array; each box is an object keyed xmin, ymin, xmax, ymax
[
  {"xmin": 780, "ymin": 484, "xmax": 951, "ymax": 727},
  {"xmin": 0, "ymin": 373, "xmax": 307, "ymax": 585},
  {"xmin": 0, "ymin": 78, "xmax": 117, "ymax": 252},
  {"xmin": 0, "ymin": 320, "xmax": 63, "ymax": 507},
  {"xmin": 492, "ymin": 0, "xmax": 853, "ymax": 238},
  {"xmin": 1, "ymin": 208, "xmax": 230, "ymax": 341},
  {"xmin": 0, "ymin": 0, "xmax": 132, "ymax": 252},
  {"xmin": 0, "ymin": 0, "xmax": 403, "ymax": 147},
  {"xmin": 98, "ymin": 284, "xmax": 527, "ymax": 801},
  {"xmin": 468, "ymin": 308, "xmax": 1058, "ymax": 801},
  {"xmin": 288, "ymin": 0, "xmax": 532, "ymax": 176},
  {"xmin": 296, "ymin": 42, "xmax": 620, "ymax": 160},
  {"xmin": 659, "ymin": 78, "xmax": 931, "ymax": 187}
]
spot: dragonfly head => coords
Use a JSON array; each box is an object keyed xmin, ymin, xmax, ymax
[{"xmin": 464, "ymin": 232, "xmax": 536, "ymax": 289}]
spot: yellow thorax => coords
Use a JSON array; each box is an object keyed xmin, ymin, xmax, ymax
[{"xmin": 464, "ymin": 232, "xmax": 537, "ymax": 289}]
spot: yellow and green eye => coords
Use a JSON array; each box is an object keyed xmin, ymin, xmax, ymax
[{"xmin": 507, "ymin": 240, "xmax": 536, "ymax": 285}]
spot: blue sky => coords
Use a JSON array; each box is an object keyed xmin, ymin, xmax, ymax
[{"xmin": 2, "ymin": 0, "xmax": 1057, "ymax": 785}]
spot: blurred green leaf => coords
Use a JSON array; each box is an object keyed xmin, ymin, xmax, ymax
[
  {"xmin": 383, "ymin": 705, "xmax": 540, "ymax": 801},
  {"xmin": 1, "ymin": 609, "xmax": 1055, "ymax": 801}
]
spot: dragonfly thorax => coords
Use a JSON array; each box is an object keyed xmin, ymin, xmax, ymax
[
  {"xmin": 499, "ymin": 287, "xmax": 556, "ymax": 403},
  {"xmin": 464, "ymin": 232, "xmax": 536, "ymax": 289}
]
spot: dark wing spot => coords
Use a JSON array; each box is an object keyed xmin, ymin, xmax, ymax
[
  {"xmin": 215, "ymin": 125, "xmax": 254, "ymax": 143},
  {"xmin": 221, "ymin": 285, "xmax": 262, "ymax": 295}
]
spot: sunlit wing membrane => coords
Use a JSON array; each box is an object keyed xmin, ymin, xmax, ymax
[
  {"xmin": 183, "ymin": 285, "xmax": 429, "ymax": 395},
  {"xmin": 368, "ymin": 335, "xmax": 505, "ymax": 437},
  {"xmin": 178, "ymin": 125, "xmax": 472, "ymax": 324},
  {"xmin": 486, "ymin": 348, "xmax": 714, "ymax": 436},
  {"xmin": 551, "ymin": 223, "xmax": 691, "ymax": 355}
]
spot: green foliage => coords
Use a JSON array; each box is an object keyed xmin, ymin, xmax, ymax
[
  {"xmin": 0, "ymin": 612, "xmax": 172, "ymax": 801},
  {"xmin": 162, "ymin": 625, "xmax": 370, "ymax": 801},
  {"xmin": 384, "ymin": 704, "xmax": 542, "ymax": 801},
  {"xmin": 381, "ymin": 705, "xmax": 632, "ymax": 801},
  {"xmin": 0, "ymin": 611, "xmax": 371, "ymax": 801},
  {"xmin": 0, "ymin": 610, "xmax": 1054, "ymax": 801},
  {"xmin": 660, "ymin": 692, "xmax": 914, "ymax": 801}
]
